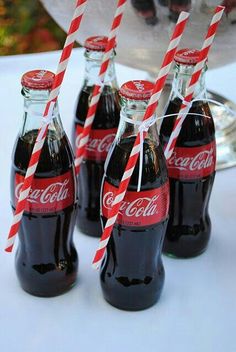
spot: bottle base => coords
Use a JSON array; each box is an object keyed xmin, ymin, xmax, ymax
[
  {"xmin": 163, "ymin": 244, "xmax": 208, "ymax": 259},
  {"xmin": 19, "ymin": 278, "xmax": 77, "ymax": 298},
  {"xmin": 16, "ymin": 260, "xmax": 78, "ymax": 298},
  {"xmin": 163, "ymin": 224, "xmax": 211, "ymax": 258},
  {"xmin": 103, "ymin": 294, "xmax": 160, "ymax": 312},
  {"xmin": 101, "ymin": 276, "xmax": 164, "ymax": 312}
]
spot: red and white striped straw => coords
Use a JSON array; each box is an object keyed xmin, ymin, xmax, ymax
[
  {"xmin": 164, "ymin": 5, "xmax": 225, "ymax": 161},
  {"xmin": 74, "ymin": 0, "xmax": 127, "ymax": 175},
  {"xmin": 92, "ymin": 11, "xmax": 190, "ymax": 270},
  {"xmin": 5, "ymin": 0, "xmax": 88, "ymax": 253}
]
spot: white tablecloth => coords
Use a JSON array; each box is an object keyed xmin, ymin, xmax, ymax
[{"xmin": 0, "ymin": 49, "xmax": 236, "ymax": 352}]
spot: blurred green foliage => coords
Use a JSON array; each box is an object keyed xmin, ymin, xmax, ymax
[{"xmin": 0, "ymin": 0, "xmax": 67, "ymax": 55}]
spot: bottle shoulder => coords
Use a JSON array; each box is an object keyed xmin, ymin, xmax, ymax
[
  {"xmin": 160, "ymin": 98, "xmax": 215, "ymax": 147},
  {"xmin": 12, "ymin": 130, "xmax": 75, "ymax": 176},
  {"xmin": 105, "ymin": 137, "xmax": 168, "ymax": 190},
  {"xmin": 74, "ymin": 85, "xmax": 120, "ymax": 128}
]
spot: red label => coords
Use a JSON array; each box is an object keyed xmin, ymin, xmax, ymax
[
  {"xmin": 75, "ymin": 125, "xmax": 117, "ymax": 161},
  {"xmin": 167, "ymin": 141, "xmax": 216, "ymax": 179},
  {"xmin": 15, "ymin": 171, "xmax": 75, "ymax": 213},
  {"xmin": 102, "ymin": 181, "xmax": 169, "ymax": 227}
]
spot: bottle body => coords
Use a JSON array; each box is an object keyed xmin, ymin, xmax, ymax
[
  {"xmin": 160, "ymin": 99, "xmax": 216, "ymax": 257},
  {"xmin": 12, "ymin": 131, "xmax": 78, "ymax": 296},
  {"xmin": 160, "ymin": 51, "xmax": 216, "ymax": 258},
  {"xmin": 74, "ymin": 86, "xmax": 120, "ymax": 237},
  {"xmin": 11, "ymin": 70, "xmax": 78, "ymax": 297},
  {"xmin": 73, "ymin": 37, "xmax": 120, "ymax": 238},
  {"xmin": 100, "ymin": 81, "xmax": 169, "ymax": 311}
]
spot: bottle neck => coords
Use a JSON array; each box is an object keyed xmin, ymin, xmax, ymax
[
  {"xmin": 21, "ymin": 87, "xmax": 64, "ymax": 139},
  {"xmin": 170, "ymin": 63, "xmax": 207, "ymax": 102},
  {"xmin": 116, "ymin": 98, "xmax": 159, "ymax": 144},
  {"xmin": 83, "ymin": 50, "xmax": 118, "ymax": 89}
]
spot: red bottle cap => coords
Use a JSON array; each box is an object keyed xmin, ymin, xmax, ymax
[
  {"xmin": 21, "ymin": 70, "xmax": 55, "ymax": 90},
  {"xmin": 84, "ymin": 36, "xmax": 115, "ymax": 51},
  {"xmin": 119, "ymin": 80, "xmax": 154, "ymax": 100},
  {"xmin": 174, "ymin": 49, "xmax": 201, "ymax": 65}
]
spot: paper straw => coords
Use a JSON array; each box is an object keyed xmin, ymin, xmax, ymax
[
  {"xmin": 5, "ymin": 0, "xmax": 88, "ymax": 252},
  {"xmin": 164, "ymin": 5, "xmax": 225, "ymax": 161},
  {"xmin": 92, "ymin": 11, "xmax": 190, "ymax": 270},
  {"xmin": 74, "ymin": 0, "xmax": 127, "ymax": 175}
]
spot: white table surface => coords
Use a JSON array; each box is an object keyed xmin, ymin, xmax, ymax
[{"xmin": 0, "ymin": 49, "xmax": 236, "ymax": 352}]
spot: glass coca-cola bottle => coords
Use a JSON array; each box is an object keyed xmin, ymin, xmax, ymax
[
  {"xmin": 160, "ymin": 49, "xmax": 216, "ymax": 258},
  {"xmin": 131, "ymin": 0, "xmax": 158, "ymax": 25},
  {"xmin": 73, "ymin": 36, "xmax": 120, "ymax": 237},
  {"xmin": 11, "ymin": 70, "xmax": 78, "ymax": 297},
  {"xmin": 100, "ymin": 80, "xmax": 169, "ymax": 311},
  {"xmin": 169, "ymin": 0, "xmax": 191, "ymax": 22}
]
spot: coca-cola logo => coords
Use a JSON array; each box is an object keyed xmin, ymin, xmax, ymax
[
  {"xmin": 103, "ymin": 191, "xmax": 160, "ymax": 218},
  {"xmin": 168, "ymin": 148, "xmax": 215, "ymax": 171},
  {"xmin": 15, "ymin": 179, "xmax": 70, "ymax": 205},
  {"xmin": 32, "ymin": 70, "xmax": 47, "ymax": 81},
  {"xmin": 75, "ymin": 126, "xmax": 117, "ymax": 161},
  {"xmin": 166, "ymin": 142, "xmax": 216, "ymax": 179},
  {"xmin": 14, "ymin": 170, "xmax": 75, "ymax": 213},
  {"xmin": 133, "ymin": 81, "xmax": 145, "ymax": 91},
  {"xmin": 102, "ymin": 181, "xmax": 169, "ymax": 227},
  {"xmin": 75, "ymin": 132, "xmax": 115, "ymax": 153}
]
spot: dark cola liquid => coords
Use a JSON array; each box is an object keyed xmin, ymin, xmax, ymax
[
  {"xmin": 11, "ymin": 130, "xmax": 78, "ymax": 297},
  {"xmin": 160, "ymin": 98, "xmax": 215, "ymax": 258},
  {"xmin": 100, "ymin": 137, "xmax": 168, "ymax": 311},
  {"xmin": 74, "ymin": 85, "xmax": 120, "ymax": 237}
]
